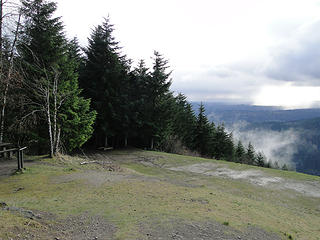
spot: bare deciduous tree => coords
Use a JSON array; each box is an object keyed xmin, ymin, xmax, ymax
[
  {"xmin": 0, "ymin": 1, "xmax": 21, "ymax": 143},
  {"xmin": 20, "ymin": 66, "xmax": 70, "ymax": 157}
]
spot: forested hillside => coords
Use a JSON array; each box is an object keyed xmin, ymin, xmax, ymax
[
  {"xmin": 195, "ymin": 102, "xmax": 320, "ymax": 124},
  {"xmin": 247, "ymin": 118, "xmax": 320, "ymax": 176},
  {"xmin": 197, "ymin": 103, "xmax": 320, "ymax": 176}
]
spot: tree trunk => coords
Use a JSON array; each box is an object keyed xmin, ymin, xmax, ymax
[
  {"xmin": 124, "ymin": 135, "xmax": 128, "ymax": 147},
  {"xmin": 104, "ymin": 135, "xmax": 108, "ymax": 147},
  {"xmin": 46, "ymin": 79, "xmax": 53, "ymax": 158},
  {"xmin": 52, "ymin": 70, "xmax": 58, "ymax": 155},
  {"xmin": 47, "ymin": 107, "xmax": 53, "ymax": 157},
  {"xmin": 0, "ymin": 90, "xmax": 6, "ymax": 143},
  {"xmin": 150, "ymin": 137, "xmax": 154, "ymax": 150},
  {"xmin": 55, "ymin": 127, "xmax": 61, "ymax": 154}
]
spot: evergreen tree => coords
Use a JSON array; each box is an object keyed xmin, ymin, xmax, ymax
[
  {"xmin": 146, "ymin": 51, "xmax": 172, "ymax": 149},
  {"xmin": 59, "ymin": 39, "xmax": 96, "ymax": 152},
  {"xmin": 265, "ymin": 161, "xmax": 272, "ymax": 168},
  {"xmin": 212, "ymin": 124, "xmax": 234, "ymax": 160},
  {"xmin": 235, "ymin": 140, "xmax": 245, "ymax": 163},
  {"xmin": 194, "ymin": 103, "xmax": 211, "ymax": 156},
  {"xmin": 80, "ymin": 17, "xmax": 129, "ymax": 147},
  {"xmin": 245, "ymin": 142, "xmax": 256, "ymax": 165},
  {"xmin": 18, "ymin": 0, "xmax": 95, "ymax": 155},
  {"xmin": 130, "ymin": 60, "xmax": 151, "ymax": 146},
  {"xmin": 273, "ymin": 161, "xmax": 280, "ymax": 169},
  {"xmin": 171, "ymin": 93, "xmax": 196, "ymax": 150},
  {"xmin": 282, "ymin": 164, "xmax": 288, "ymax": 171},
  {"xmin": 256, "ymin": 151, "xmax": 266, "ymax": 167}
]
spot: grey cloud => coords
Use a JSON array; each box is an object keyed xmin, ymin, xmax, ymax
[
  {"xmin": 266, "ymin": 20, "xmax": 320, "ymax": 85},
  {"xmin": 172, "ymin": 66, "xmax": 273, "ymax": 103},
  {"xmin": 172, "ymin": 20, "xmax": 320, "ymax": 104}
]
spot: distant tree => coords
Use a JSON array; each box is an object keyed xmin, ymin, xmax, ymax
[
  {"xmin": 265, "ymin": 161, "xmax": 272, "ymax": 168},
  {"xmin": 235, "ymin": 140, "xmax": 245, "ymax": 163},
  {"xmin": 256, "ymin": 151, "xmax": 266, "ymax": 167},
  {"xmin": 194, "ymin": 103, "xmax": 211, "ymax": 156},
  {"xmin": 282, "ymin": 164, "xmax": 289, "ymax": 171},
  {"xmin": 273, "ymin": 161, "xmax": 280, "ymax": 169},
  {"xmin": 211, "ymin": 124, "xmax": 234, "ymax": 161},
  {"xmin": 245, "ymin": 142, "xmax": 256, "ymax": 165}
]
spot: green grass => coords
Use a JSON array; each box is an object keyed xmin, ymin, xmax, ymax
[{"xmin": 0, "ymin": 150, "xmax": 320, "ymax": 239}]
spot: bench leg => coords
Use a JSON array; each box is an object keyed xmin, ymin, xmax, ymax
[
  {"xmin": 17, "ymin": 151, "xmax": 21, "ymax": 170},
  {"xmin": 3, "ymin": 147, "xmax": 7, "ymax": 158},
  {"xmin": 21, "ymin": 151, "xmax": 24, "ymax": 169}
]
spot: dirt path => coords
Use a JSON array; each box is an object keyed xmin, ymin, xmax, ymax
[
  {"xmin": 139, "ymin": 217, "xmax": 280, "ymax": 240},
  {"xmin": 0, "ymin": 159, "xmax": 19, "ymax": 179}
]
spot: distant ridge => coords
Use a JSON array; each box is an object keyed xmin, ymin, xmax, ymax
[{"xmin": 191, "ymin": 102, "xmax": 320, "ymax": 124}]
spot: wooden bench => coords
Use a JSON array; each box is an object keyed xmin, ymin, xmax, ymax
[
  {"xmin": 0, "ymin": 142, "xmax": 14, "ymax": 158},
  {"xmin": 0, "ymin": 143, "xmax": 27, "ymax": 171},
  {"xmin": 97, "ymin": 146, "xmax": 114, "ymax": 151}
]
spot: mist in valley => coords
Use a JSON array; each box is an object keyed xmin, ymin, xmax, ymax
[{"xmin": 227, "ymin": 121, "xmax": 301, "ymax": 169}]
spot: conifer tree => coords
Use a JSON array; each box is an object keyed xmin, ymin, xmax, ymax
[
  {"xmin": 213, "ymin": 124, "xmax": 234, "ymax": 160},
  {"xmin": 80, "ymin": 17, "xmax": 129, "ymax": 147},
  {"xmin": 146, "ymin": 51, "xmax": 172, "ymax": 149},
  {"xmin": 172, "ymin": 93, "xmax": 196, "ymax": 150},
  {"xmin": 130, "ymin": 60, "xmax": 151, "ymax": 145},
  {"xmin": 282, "ymin": 164, "xmax": 289, "ymax": 171},
  {"xmin": 273, "ymin": 161, "xmax": 280, "ymax": 169},
  {"xmin": 246, "ymin": 142, "xmax": 256, "ymax": 165},
  {"xmin": 194, "ymin": 103, "xmax": 211, "ymax": 156},
  {"xmin": 256, "ymin": 151, "xmax": 266, "ymax": 167},
  {"xmin": 235, "ymin": 140, "xmax": 245, "ymax": 163},
  {"xmin": 18, "ymin": 0, "xmax": 95, "ymax": 155}
]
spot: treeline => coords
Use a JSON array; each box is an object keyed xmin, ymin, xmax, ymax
[{"xmin": 0, "ymin": 0, "xmax": 287, "ymax": 170}]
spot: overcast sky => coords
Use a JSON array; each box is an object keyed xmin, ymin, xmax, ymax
[{"xmin": 56, "ymin": 0, "xmax": 320, "ymax": 109}]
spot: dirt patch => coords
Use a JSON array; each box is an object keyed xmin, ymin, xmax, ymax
[
  {"xmin": 0, "ymin": 159, "xmax": 19, "ymax": 179},
  {"xmin": 283, "ymin": 181, "xmax": 320, "ymax": 198},
  {"xmin": 81, "ymin": 151, "xmax": 165, "ymax": 168},
  {"xmin": 169, "ymin": 163, "xmax": 320, "ymax": 198},
  {"xmin": 51, "ymin": 170, "xmax": 130, "ymax": 187},
  {"xmin": 140, "ymin": 219, "xmax": 280, "ymax": 240},
  {"xmin": 51, "ymin": 214, "xmax": 116, "ymax": 240},
  {"xmin": 1, "ymin": 206, "xmax": 116, "ymax": 240}
]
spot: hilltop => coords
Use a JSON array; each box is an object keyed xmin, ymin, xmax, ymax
[{"xmin": 0, "ymin": 149, "xmax": 319, "ymax": 240}]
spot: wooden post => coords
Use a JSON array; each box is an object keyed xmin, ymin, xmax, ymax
[
  {"xmin": 3, "ymin": 146, "xmax": 6, "ymax": 158},
  {"xmin": 20, "ymin": 150, "xmax": 24, "ymax": 169},
  {"xmin": 17, "ymin": 150, "xmax": 21, "ymax": 170}
]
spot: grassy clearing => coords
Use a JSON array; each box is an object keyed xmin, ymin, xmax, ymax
[{"xmin": 0, "ymin": 150, "xmax": 320, "ymax": 239}]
